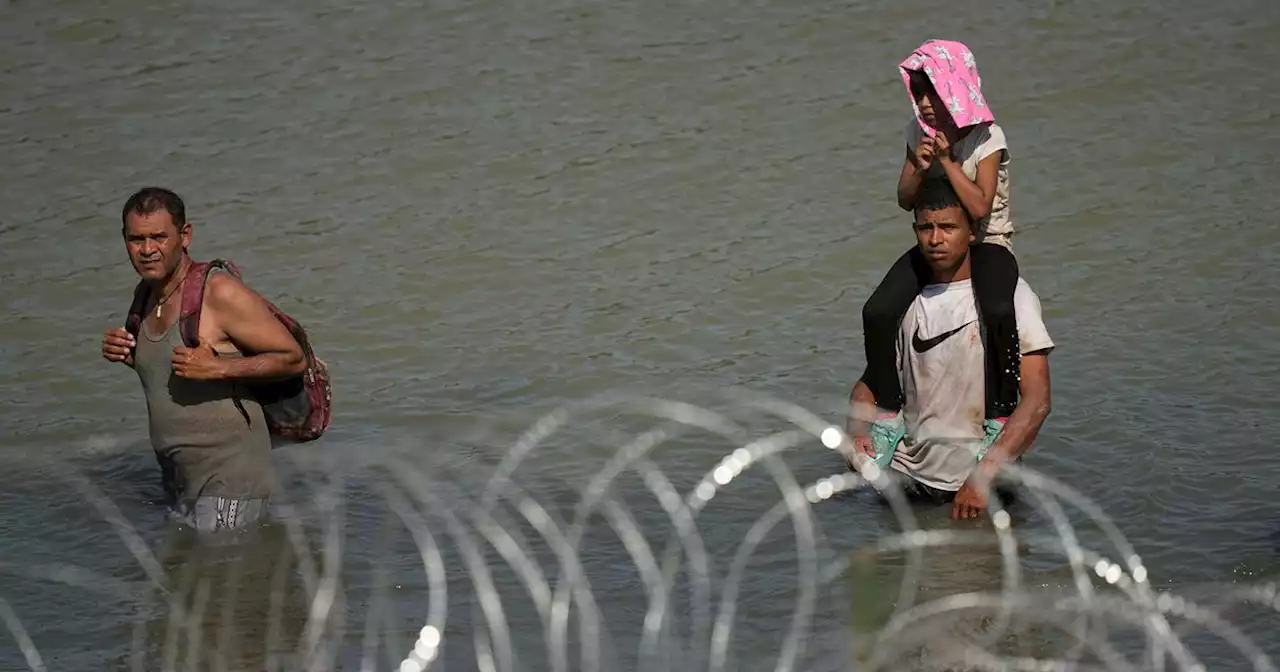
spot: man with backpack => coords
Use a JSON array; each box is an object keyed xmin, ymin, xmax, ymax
[{"xmin": 101, "ymin": 187, "xmax": 330, "ymax": 532}]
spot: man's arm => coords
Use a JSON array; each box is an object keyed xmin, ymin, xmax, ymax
[
  {"xmin": 844, "ymin": 374, "xmax": 880, "ymax": 463},
  {"xmin": 979, "ymin": 350, "xmax": 1052, "ymax": 468},
  {"xmin": 951, "ymin": 350, "xmax": 1051, "ymax": 519},
  {"xmin": 172, "ymin": 273, "xmax": 306, "ymax": 382}
]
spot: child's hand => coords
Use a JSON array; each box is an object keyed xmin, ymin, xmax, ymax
[
  {"xmin": 913, "ymin": 137, "xmax": 936, "ymax": 170},
  {"xmin": 932, "ymin": 130, "xmax": 952, "ymax": 162}
]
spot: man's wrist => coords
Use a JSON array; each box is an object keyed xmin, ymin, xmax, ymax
[
  {"xmin": 974, "ymin": 455, "xmax": 1002, "ymax": 477},
  {"xmin": 963, "ymin": 461, "xmax": 999, "ymax": 495},
  {"xmin": 210, "ymin": 356, "xmax": 234, "ymax": 381},
  {"xmin": 211, "ymin": 351, "xmax": 261, "ymax": 382},
  {"xmin": 976, "ymin": 443, "xmax": 1012, "ymax": 477}
]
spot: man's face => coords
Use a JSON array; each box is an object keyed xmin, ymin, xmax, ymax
[
  {"xmin": 914, "ymin": 205, "xmax": 974, "ymax": 276},
  {"xmin": 123, "ymin": 210, "xmax": 189, "ymax": 282}
]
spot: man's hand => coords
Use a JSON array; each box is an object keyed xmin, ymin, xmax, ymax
[
  {"xmin": 172, "ymin": 341, "xmax": 225, "ymax": 380},
  {"xmin": 913, "ymin": 137, "xmax": 936, "ymax": 171},
  {"xmin": 951, "ymin": 476, "xmax": 988, "ymax": 520},
  {"xmin": 102, "ymin": 327, "xmax": 136, "ymax": 365},
  {"xmin": 952, "ymin": 459, "xmax": 1000, "ymax": 519}
]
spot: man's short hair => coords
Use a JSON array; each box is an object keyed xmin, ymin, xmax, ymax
[
  {"xmin": 122, "ymin": 187, "xmax": 186, "ymax": 229},
  {"xmin": 914, "ymin": 178, "xmax": 967, "ymax": 220}
]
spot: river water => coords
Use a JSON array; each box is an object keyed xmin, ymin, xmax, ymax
[{"xmin": 2, "ymin": 0, "xmax": 1279, "ymax": 670}]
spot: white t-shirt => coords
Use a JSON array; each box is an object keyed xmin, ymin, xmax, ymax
[
  {"xmin": 905, "ymin": 119, "xmax": 1014, "ymax": 241},
  {"xmin": 890, "ymin": 277, "xmax": 1054, "ymax": 491}
]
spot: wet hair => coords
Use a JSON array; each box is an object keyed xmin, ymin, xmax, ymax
[
  {"xmin": 121, "ymin": 187, "xmax": 186, "ymax": 230},
  {"xmin": 915, "ymin": 178, "xmax": 968, "ymax": 221},
  {"xmin": 908, "ymin": 70, "xmax": 934, "ymax": 102}
]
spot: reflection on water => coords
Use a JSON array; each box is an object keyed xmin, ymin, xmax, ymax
[
  {"xmin": 848, "ymin": 491, "xmax": 1063, "ymax": 671},
  {"xmin": 118, "ymin": 521, "xmax": 315, "ymax": 671},
  {"xmin": 3, "ymin": 393, "xmax": 1280, "ymax": 671}
]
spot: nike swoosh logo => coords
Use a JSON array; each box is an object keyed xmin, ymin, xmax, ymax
[{"xmin": 912, "ymin": 320, "xmax": 976, "ymax": 353}]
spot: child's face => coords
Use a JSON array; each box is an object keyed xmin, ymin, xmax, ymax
[{"xmin": 912, "ymin": 78, "xmax": 952, "ymax": 132}]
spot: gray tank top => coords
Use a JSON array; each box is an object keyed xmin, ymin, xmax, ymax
[{"xmin": 133, "ymin": 311, "xmax": 275, "ymax": 502}]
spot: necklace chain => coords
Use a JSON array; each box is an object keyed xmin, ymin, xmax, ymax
[{"xmin": 153, "ymin": 264, "xmax": 189, "ymax": 318}]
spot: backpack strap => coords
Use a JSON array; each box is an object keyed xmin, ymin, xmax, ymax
[
  {"xmin": 124, "ymin": 281, "xmax": 151, "ymax": 338},
  {"xmin": 177, "ymin": 259, "xmax": 242, "ymax": 348}
]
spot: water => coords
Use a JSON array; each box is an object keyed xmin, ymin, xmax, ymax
[{"xmin": 2, "ymin": 0, "xmax": 1279, "ymax": 669}]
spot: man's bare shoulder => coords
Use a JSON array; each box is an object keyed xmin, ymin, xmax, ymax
[{"xmin": 204, "ymin": 271, "xmax": 265, "ymax": 313}]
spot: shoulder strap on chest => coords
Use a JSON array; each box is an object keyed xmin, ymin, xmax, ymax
[
  {"xmin": 177, "ymin": 259, "xmax": 242, "ymax": 348},
  {"xmin": 124, "ymin": 281, "xmax": 151, "ymax": 338}
]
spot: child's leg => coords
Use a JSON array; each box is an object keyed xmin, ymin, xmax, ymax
[
  {"xmin": 861, "ymin": 247, "xmax": 930, "ymax": 412},
  {"xmin": 969, "ymin": 242, "xmax": 1020, "ymax": 419}
]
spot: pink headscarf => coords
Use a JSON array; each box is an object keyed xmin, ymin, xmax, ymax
[{"xmin": 899, "ymin": 39, "xmax": 994, "ymax": 137}]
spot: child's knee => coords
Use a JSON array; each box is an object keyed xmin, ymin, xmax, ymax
[
  {"xmin": 972, "ymin": 243, "xmax": 1020, "ymax": 284},
  {"xmin": 862, "ymin": 290, "xmax": 905, "ymax": 328},
  {"xmin": 986, "ymin": 294, "xmax": 1016, "ymax": 319}
]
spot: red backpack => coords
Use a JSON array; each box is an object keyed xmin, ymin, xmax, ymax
[{"xmin": 125, "ymin": 259, "xmax": 333, "ymax": 443}]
